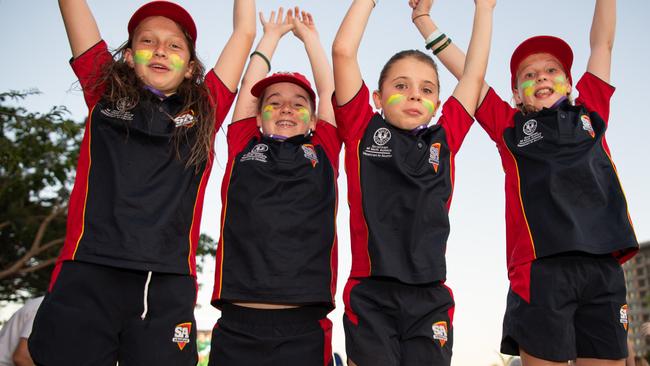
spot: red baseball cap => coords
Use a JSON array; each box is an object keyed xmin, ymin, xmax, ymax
[
  {"xmin": 251, "ymin": 72, "xmax": 317, "ymax": 103},
  {"xmin": 128, "ymin": 1, "xmax": 197, "ymax": 46},
  {"xmin": 510, "ymin": 35, "xmax": 573, "ymax": 89}
]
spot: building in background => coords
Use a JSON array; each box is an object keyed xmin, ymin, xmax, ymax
[{"xmin": 624, "ymin": 241, "xmax": 650, "ymax": 358}]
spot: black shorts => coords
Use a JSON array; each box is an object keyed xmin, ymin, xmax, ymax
[
  {"xmin": 29, "ymin": 261, "xmax": 198, "ymax": 366},
  {"xmin": 208, "ymin": 303, "xmax": 333, "ymax": 366},
  {"xmin": 343, "ymin": 277, "xmax": 455, "ymax": 366},
  {"xmin": 501, "ymin": 254, "xmax": 628, "ymax": 361}
]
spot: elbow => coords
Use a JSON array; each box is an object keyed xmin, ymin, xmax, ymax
[{"xmin": 332, "ymin": 39, "xmax": 356, "ymax": 61}]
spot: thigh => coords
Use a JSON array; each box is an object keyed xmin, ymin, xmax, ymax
[
  {"xmin": 501, "ymin": 258, "xmax": 579, "ymax": 362},
  {"xmin": 28, "ymin": 261, "xmax": 123, "ymax": 366},
  {"xmin": 119, "ymin": 274, "xmax": 198, "ymax": 366},
  {"xmin": 575, "ymin": 258, "xmax": 628, "ymax": 360},
  {"xmin": 343, "ymin": 278, "xmax": 400, "ymax": 366},
  {"xmin": 400, "ymin": 283, "xmax": 455, "ymax": 366}
]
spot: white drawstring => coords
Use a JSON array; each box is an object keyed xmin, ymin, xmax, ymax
[{"xmin": 140, "ymin": 271, "xmax": 152, "ymax": 320}]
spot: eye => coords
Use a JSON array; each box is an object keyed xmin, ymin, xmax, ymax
[
  {"xmin": 423, "ymin": 87, "xmax": 433, "ymax": 94},
  {"xmin": 170, "ymin": 43, "xmax": 182, "ymax": 50},
  {"xmin": 524, "ymin": 72, "xmax": 535, "ymax": 79},
  {"xmin": 395, "ymin": 83, "xmax": 407, "ymax": 90},
  {"xmin": 548, "ymin": 67, "xmax": 558, "ymax": 74}
]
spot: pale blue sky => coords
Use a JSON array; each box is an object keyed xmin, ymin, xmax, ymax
[{"xmin": 1, "ymin": 1, "xmax": 649, "ymax": 365}]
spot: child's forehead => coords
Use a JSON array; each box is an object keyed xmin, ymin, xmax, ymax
[
  {"xmin": 385, "ymin": 58, "xmax": 439, "ymax": 84},
  {"xmin": 517, "ymin": 53, "xmax": 564, "ymax": 71}
]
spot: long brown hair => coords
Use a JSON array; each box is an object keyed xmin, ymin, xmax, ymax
[{"xmin": 97, "ymin": 27, "xmax": 215, "ymax": 169}]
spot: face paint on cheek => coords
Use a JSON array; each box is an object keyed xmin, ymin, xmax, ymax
[
  {"xmin": 422, "ymin": 98, "xmax": 436, "ymax": 114},
  {"xmin": 297, "ymin": 107, "xmax": 311, "ymax": 125},
  {"xmin": 262, "ymin": 105, "xmax": 274, "ymax": 121},
  {"xmin": 134, "ymin": 50, "xmax": 153, "ymax": 65},
  {"xmin": 553, "ymin": 75, "xmax": 568, "ymax": 95},
  {"xmin": 386, "ymin": 94, "xmax": 406, "ymax": 106},
  {"xmin": 520, "ymin": 80, "xmax": 536, "ymax": 97},
  {"xmin": 169, "ymin": 54, "xmax": 185, "ymax": 72}
]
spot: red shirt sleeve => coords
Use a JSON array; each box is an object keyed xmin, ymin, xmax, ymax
[
  {"xmin": 70, "ymin": 40, "xmax": 112, "ymax": 109},
  {"xmin": 436, "ymin": 96, "xmax": 475, "ymax": 153},
  {"xmin": 205, "ymin": 70, "xmax": 237, "ymax": 131},
  {"xmin": 574, "ymin": 72, "xmax": 616, "ymax": 125},
  {"xmin": 333, "ymin": 82, "xmax": 377, "ymax": 143},
  {"xmin": 474, "ymin": 87, "xmax": 517, "ymax": 143},
  {"xmin": 312, "ymin": 120, "xmax": 342, "ymax": 173},
  {"xmin": 226, "ymin": 117, "xmax": 260, "ymax": 157}
]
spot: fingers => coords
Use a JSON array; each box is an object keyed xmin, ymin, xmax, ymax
[{"xmin": 305, "ymin": 12, "xmax": 314, "ymax": 26}]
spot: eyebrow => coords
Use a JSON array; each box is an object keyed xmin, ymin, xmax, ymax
[
  {"xmin": 391, "ymin": 76, "xmax": 436, "ymax": 86},
  {"xmin": 265, "ymin": 93, "xmax": 309, "ymax": 102}
]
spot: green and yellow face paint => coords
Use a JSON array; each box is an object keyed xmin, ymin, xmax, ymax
[
  {"xmin": 134, "ymin": 49, "xmax": 153, "ymax": 65},
  {"xmin": 169, "ymin": 54, "xmax": 185, "ymax": 72},
  {"xmin": 262, "ymin": 105, "xmax": 274, "ymax": 121},
  {"xmin": 386, "ymin": 94, "xmax": 406, "ymax": 106},
  {"xmin": 297, "ymin": 107, "xmax": 311, "ymax": 125},
  {"xmin": 520, "ymin": 80, "xmax": 536, "ymax": 97},
  {"xmin": 553, "ymin": 75, "xmax": 569, "ymax": 95},
  {"xmin": 422, "ymin": 98, "xmax": 437, "ymax": 115}
]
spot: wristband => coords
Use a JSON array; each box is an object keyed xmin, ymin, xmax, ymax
[
  {"xmin": 426, "ymin": 34, "xmax": 446, "ymax": 50},
  {"xmin": 250, "ymin": 51, "xmax": 271, "ymax": 72},
  {"xmin": 433, "ymin": 37, "xmax": 452, "ymax": 55},
  {"xmin": 411, "ymin": 13, "xmax": 429, "ymax": 22},
  {"xmin": 425, "ymin": 29, "xmax": 443, "ymax": 47}
]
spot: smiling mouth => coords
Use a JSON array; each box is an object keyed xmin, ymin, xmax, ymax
[
  {"xmin": 534, "ymin": 87, "xmax": 554, "ymax": 98},
  {"xmin": 149, "ymin": 63, "xmax": 169, "ymax": 72},
  {"xmin": 275, "ymin": 120, "xmax": 297, "ymax": 128}
]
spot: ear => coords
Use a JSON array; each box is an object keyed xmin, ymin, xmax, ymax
[
  {"xmin": 566, "ymin": 83, "xmax": 573, "ymax": 96},
  {"xmin": 308, "ymin": 114, "xmax": 317, "ymax": 131},
  {"xmin": 184, "ymin": 60, "xmax": 195, "ymax": 79},
  {"xmin": 372, "ymin": 90, "xmax": 383, "ymax": 110},
  {"xmin": 124, "ymin": 48, "xmax": 135, "ymax": 68},
  {"xmin": 512, "ymin": 87, "xmax": 523, "ymax": 105},
  {"xmin": 255, "ymin": 113, "xmax": 263, "ymax": 128}
]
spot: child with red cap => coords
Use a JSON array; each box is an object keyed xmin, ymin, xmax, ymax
[
  {"xmin": 413, "ymin": 0, "xmax": 639, "ymax": 364},
  {"xmin": 208, "ymin": 7, "xmax": 340, "ymax": 366},
  {"xmin": 28, "ymin": 1, "xmax": 256, "ymax": 365}
]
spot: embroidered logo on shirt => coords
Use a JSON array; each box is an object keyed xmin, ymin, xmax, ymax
[
  {"xmin": 429, "ymin": 143, "xmax": 441, "ymax": 173},
  {"xmin": 100, "ymin": 97, "xmax": 135, "ymax": 121},
  {"xmin": 241, "ymin": 143, "xmax": 269, "ymax": 163},
  {"xmin": 173, "ymin": 110, "xmax": 196, "ymax": 128},
  {"xmin": 517, "ymin": 119, "xmax": 544, "ymax": 147},
  {"xmin": 363, "ymin": 127, "xmax": 394, "ymax": 159},
  {"xmin": 302, "ymin": 144, "xmax": 319, "ymax": 167},
  {"xmin": 373, "ymin": 128, "xmax": 392, "ymax": 146},
  {"xmin": 620, "ymin": 304, "xmax": 628, "ymax": 330},
  {"xmin": 172, "ymin": 322, "xmax": 192, "ymax": 350},
  {"xmin": 432, "ymin": 321, "xmax": 448, "ymax": 347},
  {"xmin": 580, "ymin": 114, "xmax": 595, "ymax": 138}
]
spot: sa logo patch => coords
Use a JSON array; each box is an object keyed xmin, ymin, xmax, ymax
[
  {"xmin": 432, "ymin": 321, "xmax": 448, "ymax": 347},
  {"xmin": 620, "ymin": 304, "xmax": 628, "ymax": 330},
  {"xmin": 580, "ymin": 114, "xmax": 595, "ymax": 138},
  {"xmin": 429, "ymin": 143, "xmax": 441, "ymax": 173},
  {"xmin": 172, "ymin": 322, "xmax": 192, "ymax": 350},
  {"xmin": 301, "ymin": 144, "xmax": 319, "ymax": 167},
  {"xmin": 173, "ymin": 110, "xmax": 196, "ymax": 128}
]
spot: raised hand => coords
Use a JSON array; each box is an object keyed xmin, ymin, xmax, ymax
[
  {"xmin": 409, "ymin": 0, "xmax": 433, "ymax": 20},
  {"xmin": 291, "ymin": 7, "xmax": 319, "ymax": 43},
  {"xmin": 259, "ymin": 7, "xmax": 294, "ymax": 39}
]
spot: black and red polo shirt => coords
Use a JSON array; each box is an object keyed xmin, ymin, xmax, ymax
[
  {"xmin": 53, "ymin": 41, "xmax": 235, "ymax": 283},
  {"xmin": 475, "ymin": 72, "xmax": 638, "ymax": 278},
  {"xmin": 211, "ymin": 117, "xmax": 341, "ymax": 307},
  {"xmin": 334, "ymin": 83, "xmax": 474, "ymax": 284}
]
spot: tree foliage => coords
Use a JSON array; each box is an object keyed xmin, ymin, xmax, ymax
[{"xmin": 0, "ymin": 91, "xmax": 216, "ymax": 304}]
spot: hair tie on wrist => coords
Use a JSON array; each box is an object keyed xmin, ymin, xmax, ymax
[{"xmin": 250, "ymin": 51, "xmax": 271, "ymax": 72}]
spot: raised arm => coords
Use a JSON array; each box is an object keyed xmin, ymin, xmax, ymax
[
  {"xmin": 331, "ymin": 0, "xmax": 375, "ymax": 106},
  {"xmin": 58, "ymin": 0, "xmax": 101, "ymax": 58},
  {"xmin": 451, "ymin": 0, "xmax": 495, "ymax": 116},
  {"xmin": 586, "ymin": 0, "xmax": 615, "ymax": 83},
  {"xmin": 292, "ymin": 8, "xmax": 336, "ymax": 126},
  {"xmin": 231, "ymin": 7, "xmax": 294, "ymax": 121},
  {"xmin": 214, "ymin": 0, "xmax": 257, "ymax": 92},
  {"xmin": 411, "ymin": 0, "xmax": 490, "ymax": 105}
]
